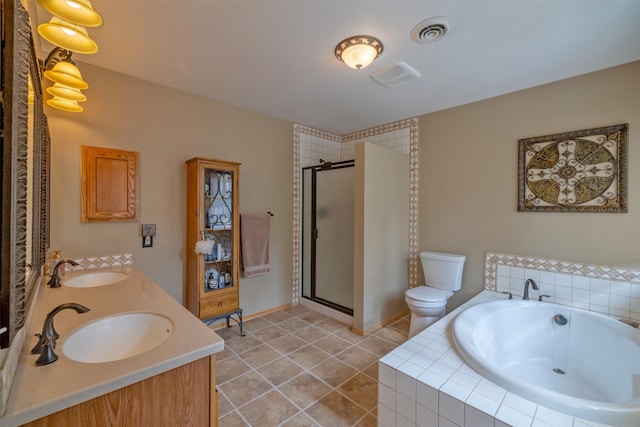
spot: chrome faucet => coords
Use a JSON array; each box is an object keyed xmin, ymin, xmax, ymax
[
  {"xmin": 523, "ymin": 278, "xmax": 539, "ymax": 300},
  {"xmin": 31, "ymin": 303, "xmax": 90, "ymax": 365},
  {"xmin": 47, "ymin": 259, "xmax": 79, "ymax": 288}
]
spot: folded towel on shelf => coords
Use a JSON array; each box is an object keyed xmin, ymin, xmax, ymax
[{"xmin": 240, "ymin": 213, "xmax": 271, "ymax": 277}]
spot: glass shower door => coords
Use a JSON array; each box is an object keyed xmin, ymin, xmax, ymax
[
  {"xmin": 315, "ymin": 166, "xmax": 354, "ymax": 311},
  {"xmin": 301, "ymin": 160, "xmax": 355, "ymax": 315}
]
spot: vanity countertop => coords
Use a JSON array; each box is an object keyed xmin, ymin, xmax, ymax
[{"xmin": 0, "ymin": 266, "xmax": 224, "ymax": 426}]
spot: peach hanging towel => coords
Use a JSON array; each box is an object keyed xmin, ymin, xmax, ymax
[{"xmin": 240, "ymin": 213, "xmax": 271, "ymax": 277}]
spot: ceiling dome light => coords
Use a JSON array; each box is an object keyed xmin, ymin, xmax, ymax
[
  {"xmin": 37, "ymin": 0, "xmax": 103, "ymax": 27},
  {"xmin": 47, "ymin": 83, "xmax": 87, "ymax": 102},
  {"xmin": 38, "ymin": 17, "xmax": 98, "ymax": 54},
  {"xmin": 43, "ymin": 60, "xmax": 89, "ymax": 89},
  {"xmin": 335, "ymin": 35, "xmax": 383, "ymax": 70},
  {"xmin": 47, "ymin": 96, "xmax": 84, "ymax": 112}
]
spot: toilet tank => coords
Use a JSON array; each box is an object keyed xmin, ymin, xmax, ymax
[{"xmin": 420, "ymin": 251, "xmax": 466, "ymax": 291}]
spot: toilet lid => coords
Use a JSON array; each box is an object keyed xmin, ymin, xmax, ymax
[{"xmin": 406, "ymin": 286, "xmax": 449, "ymax": 302}]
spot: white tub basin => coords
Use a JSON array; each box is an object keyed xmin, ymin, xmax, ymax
[
  {"xmin": 64, "ymin": 271, "xmax": 127, "ymax": 288},
  {"xmin": 62, "ymin": 313, "xmax": 173, "ymax": 363},
  {"xmin": 452, "ymin": 299, "xmax": 640, "ymax": 426}
]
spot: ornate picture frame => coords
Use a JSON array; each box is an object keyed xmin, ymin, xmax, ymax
[{"xmin": 518, "ymin": 124, "xmax": 628, "ymax": 213}]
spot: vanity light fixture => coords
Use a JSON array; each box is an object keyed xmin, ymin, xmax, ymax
[
  {"xmin": 43, "ymin": 47, "xmax": 88, "ymax": 112},
  {"xmin": 38, "ymin": 17, "xmax": 98, "ymax": 54},
  {"xmin": 36, "ymin": 0, "xmax": 103, "ymax": 27},
  {"xmin": 47, "ymin": 96, "xmax": 84, "ymax": 112},
  {"xmin": 335, "ymin": 35, "xmax": 383, "ymax": 70},
  {"xmin": 47, "ymin": 83, "xmax": 87, "ymax": 102}
]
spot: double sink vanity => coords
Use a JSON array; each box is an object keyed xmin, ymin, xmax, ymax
[{"xmin": 1, "ymin": 265, "xmax": 224, "ymax": 426}]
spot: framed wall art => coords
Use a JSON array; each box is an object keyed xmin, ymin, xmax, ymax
[{"xmin": 518, "ymin": 123, "xmax": 628, "ymax": 213}]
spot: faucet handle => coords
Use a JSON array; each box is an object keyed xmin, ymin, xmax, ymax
[
  {"xmin": 538, "ymin": 295, "xmax": 551, "ymax": 302},
  {"xmin": 500, "ymin": 291, "xmax": 513, "ymax": 300},
  {"xmin": 31, "ymin": 333, "xmax": 43, "ymax": 354},
  {"xmin": 35, "ymin": 336, "xmax": 59, "ymax": 366}
]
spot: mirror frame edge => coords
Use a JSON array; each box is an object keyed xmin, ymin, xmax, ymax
[{"xmin": 1, "ymin": 0, "xmax": 50, "ymax": 348}]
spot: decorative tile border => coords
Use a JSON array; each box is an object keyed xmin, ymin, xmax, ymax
[
  {"xmin": 407, "ymin": 118, "xmax": 419, "ymax": 288},
  {"xmin": 292, "ymin": 125, "xmax": 302, "ymax": 305},
  {"xmin": 66, "ymin": 252, "xmax": 134, "ymax": 272},
  {"xmin": 485, "ymin": 252, "xmax": 640, "ymax": 322},
  {"xmin": 485, "ymin": 252, "xmax": 640, "ymax": 288},
  {"xmin": 293, "ymin": 118, "xmax": 420, "ymax": 307},
  {"xmin": 342, "ymin": 118, "xmax": 417, "ymax": 142},
  {"xmin": 293, "ymin": 123, "xmax": 342, "ymax": 143}
]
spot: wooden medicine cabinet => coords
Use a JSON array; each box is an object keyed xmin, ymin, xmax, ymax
[{"xmin": 81, "ymin": 146, "xmax": 139, "ymax": 222}]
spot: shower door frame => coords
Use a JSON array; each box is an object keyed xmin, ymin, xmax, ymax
[{"xmin": 301, "ymin": 160, "xmax": 355, "ymax": 316}]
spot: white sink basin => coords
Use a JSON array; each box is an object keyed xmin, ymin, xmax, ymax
[
  {"xmin": 64, "ymin": 271, "xmax": 128, "ymax": 288},
  {"xmin": 62, "ymin": 313, "xmax": 173, "ymax": 363}
]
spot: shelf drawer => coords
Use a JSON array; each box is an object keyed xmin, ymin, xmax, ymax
[{"xmin": 200, "ymin": 294, "xmax": 239, "ymax": 318}]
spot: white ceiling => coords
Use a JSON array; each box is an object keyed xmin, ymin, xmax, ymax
[{"xmin": 30, "ymin": 1, "xmax": 640, "ymax": 135}]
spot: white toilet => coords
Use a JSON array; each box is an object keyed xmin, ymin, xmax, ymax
[{"xmin": 405, "ymin": 251, "xmax": 466, "ymax": 338}]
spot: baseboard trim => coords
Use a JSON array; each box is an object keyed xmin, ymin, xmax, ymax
[{"xmin": 350, "ymin": 309, "xmax": 409, "ymax": 336}]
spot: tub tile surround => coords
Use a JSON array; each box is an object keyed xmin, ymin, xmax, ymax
[
  {"xmin": 485, "ymin": 252, "xmax": 640, "ymax": 323},
  {"xmin": 379, "ymin": 252, "xmax": 640, "ymax": 427}
]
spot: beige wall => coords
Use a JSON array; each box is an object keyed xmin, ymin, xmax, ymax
[
  {"xmin": 419, "ymin": 61, "xmax": 640, "ymax": 311},
  {"xmin": 47, "ymin": 62, "xmax": 294, "ymax": 315},
  {"xmin": 354, "ymin": 142, "xmax": 409, "ymax": 333}
]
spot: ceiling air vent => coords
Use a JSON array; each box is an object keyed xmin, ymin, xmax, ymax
[
  {"xmin": 411, "ymin": 17, "xmax": 451, "ymax": 44},
  {"xmin": 370, "ymin": 62, "xmax": 421, "ymax": 88}
]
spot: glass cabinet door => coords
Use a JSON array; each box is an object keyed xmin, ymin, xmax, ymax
[{"xmin": 202, "ymin": 168, "xmax": 234, "ymax": 293}]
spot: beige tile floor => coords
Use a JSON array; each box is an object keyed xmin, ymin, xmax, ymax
[{"xmin": 213, "ymin": 305, "xmax": 410, "ymax": 427}]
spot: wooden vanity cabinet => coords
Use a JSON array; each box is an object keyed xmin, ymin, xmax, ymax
[
  {"xmin": 23, "ymin": 355, "xmax": 217, "ymax": 427},
  {"xmin": 186, "ymin": 158, "xmax": 241, "ymax": 320}
]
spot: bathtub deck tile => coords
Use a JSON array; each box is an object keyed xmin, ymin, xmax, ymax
[
  {"xmin": 495, "ymin": 404, "xmax": 534, "ymax": 427},
  {"xmin": 473, "ymin": 378, "xmax": 507, "ymax": 402},
  {"xmin": 438, "ymin": 392, "xmax": 465, "ymax": 426},
  {"xmin": 378, "ymin": 361, "xmax": 398, "ymax": 388},
  {"xmin": 533, "ymin": 405, "xmax": 573, "ymax": 427},
  {"xmin": 440, "ymin": 379, "xmax": 472, "ymax": 402},
  {"xmin": 503, "ymin": 392, "xmax": 538, "ymax": 416},
  {"xmin": 391, "ymin": 346, "xmax": 416, "ymax": 361},
  {"xmin": 465, "ymin": 390, "xmax": 500, "ymax": 416},
  {"xmin": 426, "ymin": 360, "xmax": 456, "ymax": 379},
  {"xmin": 449, "ymin": 369, "xmax": 481, "ymax": 390},
  {"xmin": 416, "ymin": 382, "xmax": 438, "ymax": 413},
  {"xmin": 465, "ymin": 404, "xmax": 496, "ymax": 427},
  {"xmin": 380, "ymin": 353, "xmax": 405, "ymax": 369},
  {"xmin": 416, "ymin": 370, "xmax": 447, "ymax": 390},
  {"xmin": 396, "ymin": 371, "xmax": 417, "ymax": 400},
  {"xmin": 397, "ymin": 360, "xmax": 426, "ymax": 381}
]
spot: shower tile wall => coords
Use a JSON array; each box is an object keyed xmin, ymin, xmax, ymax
[
  {"xmin": 299, "ymin": 132, "xmax": 342, "ymax": 167},
  {"xmin": 485, "ymin": 252, "xmax": 640, "ymax": 322},
  {"xmin": 292, "ymin": 119, "xmax": 419, "ymax": 307}
]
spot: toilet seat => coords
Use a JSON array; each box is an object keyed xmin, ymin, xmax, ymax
[{"xmin": 405, "ymin": 286, "xmax": 450, "ymax": 303}]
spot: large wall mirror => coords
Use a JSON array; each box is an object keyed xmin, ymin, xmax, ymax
[{"xmin": 1, "ymin": 0, "xmax": 51, "ymax": 348}]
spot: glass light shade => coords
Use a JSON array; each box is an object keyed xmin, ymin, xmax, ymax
[
  {"xmin": 37, "ymin": 0, "xmax": 103, "ymax": 27},
  {"xmin": 43, "ymin": 61, "xmax": 89, "ymax": 89},
  {"xmin": 47, "ymin": 83, "xmax": 87, "ymax": 102},
  {"xmin": 340, "ymin": 44, "xmax": 378, "ymax": 70},
  {"xmin": 335, "ymin": 35, "xmax": 383, "ymax": 70},
  {"xmin": 47, "ymin": 96, "xmax": 84, "ymax": 112},
  {"xmin": 38, "ymin": 17, "xmax": 98, "ymax": 54}
]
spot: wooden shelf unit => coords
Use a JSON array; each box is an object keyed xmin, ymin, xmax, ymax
[{"xmin": 186, "ymin": 157, "xmax": 241, "ymax": 320}]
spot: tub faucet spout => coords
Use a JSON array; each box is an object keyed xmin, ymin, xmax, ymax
[{"xmin": 523, "ymin": 278, "xmax": 539, "ymax": 300}]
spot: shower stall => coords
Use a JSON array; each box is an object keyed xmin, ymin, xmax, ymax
[{"xmin": 301, "ymin": 160, "xmax": 355, "ymax": 315}]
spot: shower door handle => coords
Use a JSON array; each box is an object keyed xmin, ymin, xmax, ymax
[{"xmin": 313, "ymin": 228, "xmax": 318, "ymax": 239}]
